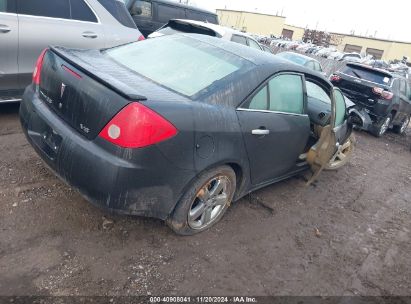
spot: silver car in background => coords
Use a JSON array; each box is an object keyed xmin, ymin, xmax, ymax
[{"xmin": 0, "ymin": 0, "xmax": 143, "ymax": 103}]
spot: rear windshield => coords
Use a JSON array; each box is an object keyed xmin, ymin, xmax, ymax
[
  {"xmin": 341, "ymin": 65, "xmax": 392, "ymax": 85},
  {"xmin": 97, "ymin": 0, "xmax": 136, "ymax": 29},
  {"xmin": 105, "ymin": 35, "xmax": 248, "ymax": 97}
]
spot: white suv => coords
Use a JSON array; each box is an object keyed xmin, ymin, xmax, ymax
[{"xmin": 0, "ymin": 0, "xmax": 144, "ymax": 103}]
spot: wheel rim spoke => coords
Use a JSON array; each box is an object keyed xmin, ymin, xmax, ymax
[
  {"xmin": 214, "ymin": 194, "xmax": 228, "ymax": 206},
  {"xmin": 189, "ymin": 202, "xmax": 206, "ymax": 221},
  {"xmin": 202, "ymin": 207, "xmax": 213, "ymax": 224},
  {"xmin": 208, "ymin": 178, "xmax": 225, "ymax": 198}
]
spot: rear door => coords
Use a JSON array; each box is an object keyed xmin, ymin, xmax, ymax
[
  {"xmin": 237, "ymin": 73, "xmax": 310, "ymax": 185},
  {"xmin": 17, "ymin": 0, "xmax": 106, "ymax": 90},
  {"xmin": 0, "ymin": 0, "xmax": 19, "ymax": 98}
]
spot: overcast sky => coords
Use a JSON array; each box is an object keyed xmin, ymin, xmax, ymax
[{"xmin": 184, "ymin": 0, "xmax": 410, "ymax": 42}]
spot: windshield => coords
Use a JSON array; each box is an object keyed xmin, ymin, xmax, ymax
[
  {"xmin": 341, "ymin": 65, "xmax": 392, "ymax": 85},
  {"xmin": 105, "ymin": 35, "xmax": 248, "ymax": 97}
]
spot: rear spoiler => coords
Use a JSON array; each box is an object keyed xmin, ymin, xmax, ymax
[{"xmin": 50, "ymin": 46, "xmax": 147, "ymax": 101}]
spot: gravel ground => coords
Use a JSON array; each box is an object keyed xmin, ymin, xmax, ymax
[{"xmin": 0, "ymin": 103, "xmax": 410, "ymax": 296}]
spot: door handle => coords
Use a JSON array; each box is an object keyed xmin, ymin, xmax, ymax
[
  {"xmin": 0, "ymin": 25, "xmax": 11, "ymax": 33},
  {"xmin": 252, "ymin": 129, "xmax": 270, "ymax": 136},
  {"xmin": 82, "ymin": 32, "xmax": 98, "ymax": 39}
]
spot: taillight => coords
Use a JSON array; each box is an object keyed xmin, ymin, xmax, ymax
[
  {"xmin": 372, "ymin": 87, "xmax": 393, "ymax": 100},
  {"xmin": 99, "ymin": 102, "xmax": 178, "ymax": 148},
  {"xmin": 138, "ymin": 35, "xmax": 145, "ymax": 41},
  {"xmin": 330, "ymin": 74, "xmax": 341, "ymax": 82},
  {"xmin": 32, "ymin": 48, "xmax": 48, "ymax": 85}
]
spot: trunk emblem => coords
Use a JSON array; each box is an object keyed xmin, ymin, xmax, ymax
[{"xmin": 60, "ymin": 83, "xmax": 66, "ymax": 98}]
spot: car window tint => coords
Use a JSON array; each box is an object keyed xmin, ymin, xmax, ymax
[
  {"xmin": 268, "ymin": 74, "xmax": 304, "ymax": 114},
  {"xmin": 247, "ymin": 86, "xmax": 268, "ymax": 110},
  {"xmin": 186, "ymin": 10, "xmax": 207, "ymax": 22},
  {"xmin": 231, "ymin": 35, "xmax": 248, "ymax": 46},
  {"xmin": 334, "ymin": 89, "xmax": 346, "ymax": 127},
  {"xmin": 106, "ymin": 35, "xmax": 248, "ymax": 97},
  {"xmin": 342, "ymin": 65, "xmax": 392, "ymax": 86},
  {"xmin": 306, "ymin": 81, "xmax": 331, "ymax": 104},
  {"xmin": 157, "ymin": 4, "xmax": 185, "ymax": 22},
  {"xmin": 0, "ymin": 0, "xmax": 4, "ymax": 12},
  {"xmin": 132, "ymin": 0, "xmax": 152, "ymax": 17},
  {"xmin": 97, "ymin": 0, "xmax": 136, "ymax": 28},
  {"xmin": 248, "ymin": 39, "xmax": 261, "ymax": 50},
  {"xmin": 17, "ymin": 0, "xmax": 70, "ymax": 19},
  {"xmin": 70, "ymin": 0, "xmax": 98, "ymax": 22}
]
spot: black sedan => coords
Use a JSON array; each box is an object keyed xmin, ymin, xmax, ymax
[{"xmin": 20, "ymin": 34, "xmax": 357, "ymax": 235}]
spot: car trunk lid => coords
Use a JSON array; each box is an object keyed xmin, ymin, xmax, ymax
[{"xmin": 38, "ymin": 47, "xmax": 186, "ymax": 140}]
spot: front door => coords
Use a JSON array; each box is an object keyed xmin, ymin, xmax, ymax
[
  {"xmin": 0, "ymin": 0, "xmax": 19, "ymax": 98},
  {"xmin": 306, "ymin": 88, "xmax": 348, "ymax": 184},
  {"xmin": 237, "ymin": 73, "xmax": 310, "ymax": 185}
]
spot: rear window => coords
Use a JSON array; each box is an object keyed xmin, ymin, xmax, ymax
[
  {"xmin": 71, "ymin": 0, "xmax": 98, "ymax": 22},
  {"xmin": 97, "ymin": 0, "xmax": 136, "ymax": 28},
  {"xmin": 341, "ymin": 65, "xmax": 392, "ymax": 86},
  {"xmin": 105, "ymin": 35, "xmax": 249, "ymax": 97}
]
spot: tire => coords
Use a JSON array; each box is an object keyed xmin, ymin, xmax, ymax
[
  {"xmin": 393, "ymin": 115, "xmax": 410, "ymax": 135},
  {"xmin": 370, "ymin": 115, "xmax": 392, "ymax": 137},
  {"xmin": 167, "ymin": 166, "xmax": 236, "ymax": 236},
  {"xmin": 324, "ymin": 134, "xmax": 355, "ymax": 171}
]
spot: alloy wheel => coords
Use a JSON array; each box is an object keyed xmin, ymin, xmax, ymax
[
  {"xmin": 379, "ymin": 117, "xmax": 391, "ymax": 136},
  {"xmin": 400, "ymin": 117, "xmax": 410, "ymax": 134},
  {"xmin": 188, "ymin": 176, "xmax": 230, "ymax": 230}
]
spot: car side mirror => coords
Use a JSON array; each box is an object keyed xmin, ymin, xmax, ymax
[
  {"xmin": 347, "ymin": 109, "xmax": 364, "ymax": 128},
  {"xmin": 130, "ymin": 4, "xmax": 142, "ymax": 16}
]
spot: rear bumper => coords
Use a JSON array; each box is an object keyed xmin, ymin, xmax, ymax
[{"xmin": 19, "ymin": 86, "xmax": 195, "ymax": 220}]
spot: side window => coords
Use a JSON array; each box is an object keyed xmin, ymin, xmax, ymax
[
  {"xmin": 246, "ymin": 86, "xmax": 268, "ymax": 110},
  {"xmin": 306, "ymin": 81, "xmax": 331, "ymax": 104},
  {"xmin": 96, "ymin": 0, "xmax": 136, "ymax": 29},
  {"xmin": 406, "ymin": 83, "xmax": 411, "ymax": 99},
  {"xmin": 0, "ymin": 0, "xmax": 16, "ymax": 13},
  {"xmin": 70, "ymin": 0, "xmax": 98, "ymax": 22},
  {"xmin": 157, "ymin": 4, "xmax": 185, "ymax": 22},
  {"xmin": 17, "ymin": 0, "xmax": 70, "ymax": 19},
  {"xmin": 333, "ymin": 89, "xmax": 347, "ymax": 127},
  {"xmin": 248, "ymin": 39, "xmax": 262, "ymax": 50},
  {"xmin": 315, "ymin": 62, "xmax": 322, "ymax": 72},
  {"xmin": 231, "ymin": 35, "xmax": 248, "ymax": 46},
  {"xmin": 269, "ymin": 74, "xmax": 304, "ymax": 114},
  {"xmin": 131, "ymin": 0, "xmax": 152, "ymax": 17}
]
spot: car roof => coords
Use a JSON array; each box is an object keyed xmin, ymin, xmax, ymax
[
  {"xmin": 277, "ymin": 52, "xmax": 319, "ymax": 64},
  {"xmin": 184, "ymin": 34, "xmax": 328, "ymax": 79},
  {"xmin": 169, "ymin": 19, "xmax": 255, "ymax": 40}
]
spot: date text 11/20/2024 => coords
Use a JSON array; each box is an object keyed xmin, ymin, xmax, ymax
[{"xmin": 149, "ymin": 297, "xmax": 258, "ymax": 303}]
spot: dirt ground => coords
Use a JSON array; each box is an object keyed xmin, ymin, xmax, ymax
[{"xmin": 1, "ymin": 103, "xmax": 410, "ymax": 297}]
